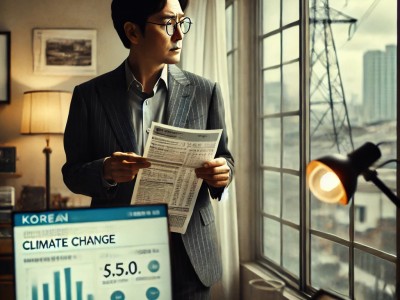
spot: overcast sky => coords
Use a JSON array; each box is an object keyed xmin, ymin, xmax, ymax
[{"xmin": 325, "ymin": 0, "xmax": 397, "ymax": 104}]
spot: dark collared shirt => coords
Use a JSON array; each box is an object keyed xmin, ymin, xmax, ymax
[{"xmin": 125, "ymin": 60, "xmax": 168, "ymax": 155}]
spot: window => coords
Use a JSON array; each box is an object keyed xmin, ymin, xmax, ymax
[
  {"xmin": 309, "ymin": 0, "xmax": 397, "ymax": 298},
  {"xmin": 257, "ymin": 0, "xmax": 398, "ymax": 298},
  {"xmin": 226, "ymin": 0, "xmax": 239, "ymax": 151},
  {"xmin": 355, "ymin": 205, "xmax": 366, "ymax": 223},
  {"xmin": 259, "ymin": 0, "xmax": 301, "ymax": 282}
]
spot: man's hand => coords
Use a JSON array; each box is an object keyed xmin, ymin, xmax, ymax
[
  {"xmin": 195, "ymin": 157, "xmax": 230, "ymax": 188},
  {"xmin": 103, "ymin": 152, "xmax": 151, "ymax": 183}
]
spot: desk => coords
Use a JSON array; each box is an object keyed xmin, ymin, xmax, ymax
[
  {"xmin": 0, "ymin": 173, "xmax": 21, "ymax": 179},
  {"xmin": 0, "ymin": 228, "xmax": 14, "ymax": 299},
  {"xmin": 0, "ymin": 174, "xmax": 17, "ymax": 298}
]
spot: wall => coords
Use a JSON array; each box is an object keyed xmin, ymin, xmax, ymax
[{"xmin": 0, "ymin": 0, "xmax": 128, "ymax": 206}]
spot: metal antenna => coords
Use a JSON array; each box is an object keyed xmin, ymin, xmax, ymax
[{"xmin": 309, "ymin": 0, "xmax": 357, "ymax": 154}]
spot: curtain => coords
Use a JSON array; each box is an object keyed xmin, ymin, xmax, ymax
[{"xmin": 182, "ymin": 1, "xmax": 240, "ymax": 299}]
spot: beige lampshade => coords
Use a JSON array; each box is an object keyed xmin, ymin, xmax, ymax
[{"xmin": 21, "ymin": 90, "xmax": 71, "ymax": 134}]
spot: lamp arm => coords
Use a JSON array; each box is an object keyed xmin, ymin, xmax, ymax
[
  {"xmin": 362, "ymin": 169, "xmax": 400, "ymax": 208},
  {"xmin": 376, "ymin": 159, "xmax": 399, "ymax": 169}
]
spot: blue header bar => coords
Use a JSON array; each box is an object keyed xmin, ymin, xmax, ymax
[{"xmin": 13, "ymin": 204, "xmax": 168, "ymax": 227}]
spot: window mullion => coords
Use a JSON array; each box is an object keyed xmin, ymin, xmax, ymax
[{"xmin": 300, "ymin": 0, "xmax": 310, "ymax": 293}]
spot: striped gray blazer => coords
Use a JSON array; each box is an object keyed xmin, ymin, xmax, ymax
[{"xmin": 62, "ymin": 62, "xmax": 234, "ymax": 286}]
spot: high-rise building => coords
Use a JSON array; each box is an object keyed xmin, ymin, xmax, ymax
[
  {"xmin": 385, "ymin": 45, "xmax": 397, "ymax": 120},
  {"xmin": 363, "ymin": 45, "xmax": 397, "ymax": 124}
]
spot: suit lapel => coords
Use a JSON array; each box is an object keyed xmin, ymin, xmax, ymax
[
  {"xmin": 167, "ymin": 64, "xmax": 196, "ymax": 128},
  {"xmin": 96, "ymin": 63, "xmax": 194, "ymax": 153},
  {"xmin": 97, "ymin": 63, "xmax": 138, "ymax": 153}
]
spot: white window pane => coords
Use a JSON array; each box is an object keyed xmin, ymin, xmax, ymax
[
  {"xmin": 283, "ymin": 116, "xmax": 299, "ymax": 170},
  {"xmin": 227, "ymin": 54, "xmax": 233, "ymax": 101},
  {"xmin": 311, "ymin": 236, "xmax": 349, "ymax": 296},
  {"xmin": 282, "ymin": 174, "xmax": 299, "ymax": 224},
  {"xmin": 263, "ymin": 0, "xmax": 280, "ymax": 33},
  {"xmin": 263, "ymin": 117, "xmax": 281, "ymax": 167},
  {"xmin": 354, "ymin": 249, "xmax": 396, "ymax": 299},
  {"xmin": 263, "ymin": 34, "xmax": 281, "ymax": 68},
  {"xmin": 282, "ymin": 0, "xmax": 299, "ymax": 25},
  {"xmin": 310, "ymin": 193, "xmax": 350, "ymax": 240},
  {"xmin": 354, "ymin": 183, "xmax": 397, "ymax": 255},
  {"xmin": 263, "ymin": 171, "xmax": 281, "ymax": 216},
  {"xmin": 282, "ymin": 26, "xmax": 299, "ymax": 63},
  {"xmin": 263, "ymin": 68, "xmax": 281, "ymax": 114},
  {"xmin": 263, "ymin": 218, "xmax": 281, "ymax": 264},
  {"xmin": 226, "ymin": 4, "xmax": 233, "ymax": 52},
  {"xmin": 283, "ymin": 225, "xmax": 299, "ymax": 276},
  {"xmin": 282, "ymin": 62, "xmax": 299, "ymax": 112}
]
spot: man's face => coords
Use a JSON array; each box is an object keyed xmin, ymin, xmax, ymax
[{"xmin": 138, "ymin": 0, "xmax": 185, "ymax": 65}]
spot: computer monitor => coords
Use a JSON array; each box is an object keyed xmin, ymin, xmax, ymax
[{"xmin": 13, "ymin": 204, "xmax": 171, "ymax": 300}]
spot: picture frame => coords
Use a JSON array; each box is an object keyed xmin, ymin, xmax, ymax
[
  {"xmin": 33, "ymin": 29, "xmax": 97, "ymax": 76},
  {"xmin": 0, "ymin": 32, "xmax": 11, "ymax": 104}
]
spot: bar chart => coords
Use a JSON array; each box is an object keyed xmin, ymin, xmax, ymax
[
  {"xmin": 29, "ymin": 266, "xmax": 94, "ymax": 300},
  {"xmin": 13, "ymin": 206, "xmax": 172, "ymax": 300}
]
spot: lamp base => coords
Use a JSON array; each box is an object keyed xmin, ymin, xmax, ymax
[{"xmin": 43, "ymin": 138, "xmax": 52, "ymax": 210}]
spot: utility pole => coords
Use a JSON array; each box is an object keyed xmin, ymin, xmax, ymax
[{"xmin": 309, "ymin": 0, "xmax": 357, "ymax": 155}]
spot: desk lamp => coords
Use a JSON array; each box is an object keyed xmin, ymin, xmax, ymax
[{"xmin": 306, "ymin": 142, "xmax": 399, "ymax": 208}]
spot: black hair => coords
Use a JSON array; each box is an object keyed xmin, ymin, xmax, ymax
[{"xmin": 111, "ymin": 0, "xmax": 189, "ymax": 49}]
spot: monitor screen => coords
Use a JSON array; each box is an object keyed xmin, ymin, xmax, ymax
[{"xmin": 13, "ymin": 204, "xmax": 171, "ymax": 300}]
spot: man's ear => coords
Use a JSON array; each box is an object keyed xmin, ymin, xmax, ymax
[{"xmin": 124, "ymin": 22, "xmax": 141, "ymax": 45}]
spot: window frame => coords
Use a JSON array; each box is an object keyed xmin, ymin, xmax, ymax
[
  {"xmin": 225, "ymin": 0, "xmax": 240, "ymax": 157},
  {"xmin": 255, "ymin": 0, "xmax": 307, "ymax": 290},
  {"xmin": 251, "ymin": 0, "xmax": 399, "ymax": 298}
]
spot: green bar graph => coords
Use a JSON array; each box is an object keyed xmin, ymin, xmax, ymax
[
  {"xmin": 43, "ymin": 283, "xmax": 49, "ymax": 300},
  {"xmin": 65, "ymin": 268, "xmax": 72, "ymax": 300},
  {"xmin": 32, "ymin": 284, "xmax": 38, "ymax": 300},
  {"xmin": 30, "ymin": 267, "xmax": 94, "ymax": 300},
  {"xmin": 76, "ymin": 281, "xmax": 82, "ymax": 300},
  {"xmin": 54, "ymin": 271, "xmax": 61, "ymax": 300}
]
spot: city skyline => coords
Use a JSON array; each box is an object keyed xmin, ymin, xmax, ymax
[
  {"xmin": 363, "ymin": 44, "xmax": 397, "ymax": 124},
  {"xmin": 329, "ymin": 0, "xmax": 397, "ymax": 104}
]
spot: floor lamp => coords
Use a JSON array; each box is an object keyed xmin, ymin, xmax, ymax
[{"xmin": 20, "ymin": 90, "xmax": 71, "ymax": 210}]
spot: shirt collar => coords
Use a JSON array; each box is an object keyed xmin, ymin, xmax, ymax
[{"xmin": 125, "ymin": 59, "xmax": 168, "ymax": 93}]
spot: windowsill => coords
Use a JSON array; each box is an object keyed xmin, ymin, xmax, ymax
[{"xmin": 241, "ymin": 262, "xmax": 307, "ymax": 300}]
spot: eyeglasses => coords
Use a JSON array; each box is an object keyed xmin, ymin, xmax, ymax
[{"xmin": 147, "ymin": 17, "xmax": 192, "ymax": 36}]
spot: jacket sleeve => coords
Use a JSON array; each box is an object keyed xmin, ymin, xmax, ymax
[
  {"xmin": 206, "ymin": 82, "xmax": 235, "ymax": 200},
  {"xmin": 62, "ymin": 85, "xmax": 118, "ymax": 200}
]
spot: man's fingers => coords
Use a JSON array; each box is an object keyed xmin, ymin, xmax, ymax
[
  {"xmin": 111, "ymin": 152, "xmax": 149, "ymax": 163},
  {"xmin": 200, "ymin": 173, "xmax": 230, "ymax": 182},
  {"xmin": 195, "ymin": 165, "xmax": 230, "ymax": 176},
  {"xmin": 104, "ymin": 152, "xmax": 151, "ymax": 183},
  {"xmin": 202, "ymin": 157, "xmax": 227, "ymax": 168}
]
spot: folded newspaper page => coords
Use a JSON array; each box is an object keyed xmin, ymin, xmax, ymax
[{"xmin": 131, "ymin": 122, "xmax": 222, "ymax": 234}]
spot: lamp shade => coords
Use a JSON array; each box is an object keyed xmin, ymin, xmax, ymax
[
  {"xmin": 306, "ymin": 142, "xmax": 382, "ymax": 205},
  {"xmin": 21, "ymin": 90, "xmax": 71, "ymax": 134}
]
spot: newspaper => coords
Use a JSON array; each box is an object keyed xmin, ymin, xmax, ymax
[{"xmin": 131, "ymin": 122, "xmax": 222, "ymax": 234}]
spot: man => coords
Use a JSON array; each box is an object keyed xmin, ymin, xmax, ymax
[{"xmin": 62, "ymin": 0, "xmax": 234, "ymax": 298}]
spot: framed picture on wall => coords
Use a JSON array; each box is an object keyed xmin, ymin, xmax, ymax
[
  {"xmin": 33, "ymin": 29, "xmax": 97, "ymax": 76},
  {"xmin": 0, "ymin": 32, "xmax": 11, "ymax": 104}
]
